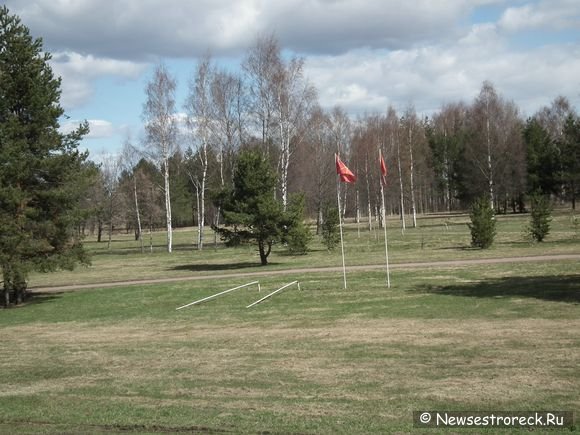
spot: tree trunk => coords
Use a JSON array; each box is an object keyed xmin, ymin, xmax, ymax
[
  {"xmin": 163, "ymin": 158, "xmax": 172, "ymax": 253},
  {"xmin": 395, "ymin": 132, "xmax": 406, "ymax": 234},
  {"xmin": 107, "ymin": 215, "xmax": 113, "ymax": 250},
  {"xmin": 97, "ymin": 220, "xmax": 103, "ymax": 243},
  {"xmin": 408, "ymin": 123, "xmax": 418, "ymax": 228},
  {"xmin": 258, "ymin": 240, "xmax": 271, "ymax": 265},
  {"xmin": 316, "ymin": 203, "xmax": 323, "ymax": 235},
  {"xmin": 199, "ymin": 165, "xmax": 207, "ymax": 251},
  {"xmin": 365, "ymin": 158, "xmax": 373, "ymax": 231},
  {"xmin": 133, "ymin": 176, "xmax": 144, "ymax": 254},
  {"xmin": 486, "ymin": 100, "xmax": 495, "ymax": 210}
]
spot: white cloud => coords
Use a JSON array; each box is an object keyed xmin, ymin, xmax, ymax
[
  {"xmin": 5, "ymin": 0, "xmax": 501, "ymax": 58},
  {"xmin": 498, "ymin": 0, "xmax": 580, "ymax": 32},
  {"xmin": 61, "ymin": 119, "xmax": 115, "ymax": 139},
  {"xmin": 306, "ymin": 29, "xmax": 580, "ymax": 116},
  {"xmin": 50, "ymin": 52, "xmax": 147, "ymax": 109}
]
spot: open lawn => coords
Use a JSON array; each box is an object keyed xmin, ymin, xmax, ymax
[
  {"xmin": 27, "ymin": 210, "xmax": 580, "ymax": 289},
  {"xmin": 1, "ymin": 211, "xmax": 579, "ymax": 433}
]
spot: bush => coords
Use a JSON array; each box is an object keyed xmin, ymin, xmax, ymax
[
  {"xmin": 284, "ymin": 194, "xmax": 312, "ymax": 255},
  {"xmin": 321, "ymin": 204, "xmax": 340, "ymax": 250},
  {"xmin": 468, "ymin": 196, "xmax": 496, "ymax": 249},
  {"xmin": 527, "ymin": 193, "xmax": 552, "ymax": 242}
]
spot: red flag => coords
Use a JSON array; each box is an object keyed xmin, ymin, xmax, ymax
[
  {"xmin": 336, "ymin": 154, "xmax": 356, "ymax": 183},
  {"xmin": 380, "ymin": 153, "xmax": 388, "ymax": 185}
]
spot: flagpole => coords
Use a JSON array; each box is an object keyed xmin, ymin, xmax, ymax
[
  {"xmin": 380, "ymin": 149, "xmax": 391, "ymax": 288},
  {"xmin": 336, "ymin": 155, "xmax": 348, "ymax": 289}
]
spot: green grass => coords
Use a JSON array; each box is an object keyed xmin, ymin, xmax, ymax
[
  {"xmin": 27, "ymin": 210, "xmax": 580, "ymax": 288},
  {"xmin": 1, "ymin": 260, "xmax": 579, "ymax": 433}
]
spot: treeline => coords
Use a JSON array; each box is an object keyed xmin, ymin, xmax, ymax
[{"xmin": 86, "ymin": 35, "xmax": 580, "ymax": 248}]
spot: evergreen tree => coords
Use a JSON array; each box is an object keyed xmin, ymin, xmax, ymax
[
  {"xmin": 468, "ymin": 196, "xmax": 496, "ymax": 249},
  {"xmin": 321, "ymin": 204, "xmax": 340, "ymax": 250},
  {"xmin": 527, "ymin": 192, "xmax": 552, "ymax": 242},
  {"xmin": 283, "ymin": 193, "xmax": 312, "ymax": 255},
  {"xmin": 560, "ymin": 115, "xmax": 580, "ymax": 209},
  {"xmin": 523, "ymin": 118, "xmax": 560, "ymax": 195},
  {"xmin": 0, "ymin": 7, "xmax": 91, "ymax": 306},
  {"xmin": 213, "ymin": 150, "xmax": 284, "ymax": 265}
]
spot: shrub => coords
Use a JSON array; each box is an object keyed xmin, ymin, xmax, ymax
[
  {"xmin": 527, "ymin": 193, "xmax": 552, "ymax": 242},
  {"xmin": 468, "ymin": 196, "xmax": 496, "ymax": 249},
  {"xmin": 321, "ymin": 204, "xmax": 340, "ymax": 250},
  {"xmin": 284, "ymin": 194, "xmax": 312, "ymax": 255}
]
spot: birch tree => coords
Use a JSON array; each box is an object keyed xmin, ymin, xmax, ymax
[
  {"xmin": 185, "ymin": 55, "xmax": 214, "ymax": 250},
  {"xmin": 402, "ymin": 106, "xmax": 419, "ymax": 227},
  {"xmin": 330, "ymin": 106, "xmax": 353, "ymax": 217},
  {"xmin": 386, "ymin": 107, "xmax": 406, "ymax": 232},
  {"xmin": 243, "ymin": 34, "xmax": 280, "ymax": 155},
  {"xmin": 143, "ymin": 63, "xmax": 177, "ymax": 253},
  {"xmin": 272, "ymin": 55, "xmax": 316, "ymax": 210},
  {"xmin": 121, "ymin": 139, "xmax": 144, "ymax": 252}
]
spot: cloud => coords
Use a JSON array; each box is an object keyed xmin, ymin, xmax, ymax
[
  {"xmin": 50, "ymin": 52, "xmax": 147, "ymax": 109},
  {"xmin": 61, "ymin": 119, "xmax": 116, "ymax": 139},
  {"xmin": 306, "ymin": 25, "xmax": 580, "ymax": 116},
  {"xmin": 498, "ymin": 0, "xmax": 580, "ymax": 32},
  {"xmin": 6, "ymin": 0, "xmax": 500, "ymax": 59}
]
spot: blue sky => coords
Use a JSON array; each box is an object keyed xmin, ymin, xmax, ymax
[{"xmin": 5, "ymin": 0, "xmax": 580, "ymax": 158}]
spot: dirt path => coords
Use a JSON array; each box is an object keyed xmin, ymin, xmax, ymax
[{"xmin": 30, "ymin": 254, "xmax": 580, "ymax": 293}]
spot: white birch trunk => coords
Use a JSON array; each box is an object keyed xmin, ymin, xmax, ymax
[
  {"xmin": 133, "ymin": 176, "xmax": 144, "ymax": 254},
  {"xmin": 163, "ymin": 158, "xmax": 172, "ymax": 253},
  {"xmin": 408, "ymin": 122, "xmax": 418, "ymax": 228},
  {"xmin": 485, "ymin": 96, "xmax": 495, "ymax": 209},
  {"xmin": 394, "ymin": 132, "xmax": 406, "ymax": 234}
]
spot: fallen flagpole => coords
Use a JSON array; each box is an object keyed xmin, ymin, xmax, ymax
[
  {"xmin": 246, "ymin": 281, "xmax": 300, "ymax": 308},
  {"xmin": 176, "ymin": 281, "xmax": 259, "ymax": 310}
]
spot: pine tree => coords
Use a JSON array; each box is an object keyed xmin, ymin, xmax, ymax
[
  {"xmin": 213, "ymin": 150, "xmax": 285, "ymax": 265},
  {"xmin": 0, "ymin": 7, "xmax": 91, "ymax": 306},
  {"xmin": 468, "ymin": 196, "xmax": 496, "ymax": 249},
  {"xmin": 321, "ymin": 204, "xmax": 340, "ymax": 250},
  {"xmin": 283, "ymin": 193, "xmax": 312, "ymax": 255},
  {"xmin": 527, "ymin": 193, "xmax": 552, "ymax": 242}
]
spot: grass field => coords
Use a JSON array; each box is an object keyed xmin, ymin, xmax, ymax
[
  {"xmin": 27, "ymin": 210, "xmax": 580, "ymax": 288},
  {"xmin": 1, "ymin": 212, "xmax": 579, "ymax": 433}
]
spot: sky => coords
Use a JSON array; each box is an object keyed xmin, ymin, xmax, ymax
[{"xmin": 5, "ymin": 0, "xmax": 580, "ymax": 157}]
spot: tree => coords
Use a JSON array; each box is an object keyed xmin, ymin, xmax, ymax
[
  {"xmin": 213, "ymin": 150, "xmax": 285, "ymax": 265},
  {"xmin": 523, "ymin": 118, "xmax": 559, "ymax": 195},
  {"xmin": 427, "ymin": 103, "xmax": 468, "ymax": 211},
  {"xmin": 464, "ymin": 82, "xmax": 525, "ymax": 211},
  {"xmin": 272, "ymin": 52, "xmax": 316, "ymax": 210},
  {"xmin": 120, "ymin": 139, "xmax": 144, "ymax": 251},
  {"xmin": 468, "ymin": 196, "xmax": 496, "ymax": 249},
  {"xmin": 527, "ymin": 192, "xmax": 552, "ymax": 242},
  {"xmin": 142, "ymin": 63, "xmax": 177, "ymax": 253},
  {"xmin": 100, "ymin": 153, "xmax": 123, "ymax": 250},
  {"xmin": 321, "ymin": 203, "xmax": 340, "ymax": 250},
  {"xmin": 560, "ymin": 115, "xmax": 580, "ymax": 209},
  {"xmin": 243, "ymin": 34, "xmax": 279, "ymax": 156},
  {"xmin": 0, "ymin": 6, "xmax": 90, "ymax": 306},
  {"xmin": 185, "ymin": 55, "xmax": 214, "ymax": 250},
  {"xmin": 283, "ymin": 193, "xmax": 312, "ymax": 255}
]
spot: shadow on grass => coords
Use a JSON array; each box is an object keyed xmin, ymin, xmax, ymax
[
  {"xmin": 90, "ymin": 242, "xmax": 229, "ymax": 257},
  {"xmin": 414, "ymin": 274, "xmax": 580, "ymax": 304},
  {"xmin": 18, "ymin": 291, "xmax": 64, "ymax": 307},
  {"xmin": 170, "ymin": 261, "xmax": 280, "ymax": 272}
]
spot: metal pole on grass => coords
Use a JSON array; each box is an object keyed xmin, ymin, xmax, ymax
[
  {"xmin": 246, "ymin": 281, "xmax": 298, "ymax": 308},
  {"xmin": 176, "ymin": 281, "xmax": 259, "ymax": 310}
]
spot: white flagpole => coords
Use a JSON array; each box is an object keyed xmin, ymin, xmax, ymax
[
  {"xmin": 336, "ymin": 155, "xmax": 348, "ymax": 289},
  {"xmin": 380, "ymin": 149, "xmax": 391, "ymax": 288}
]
